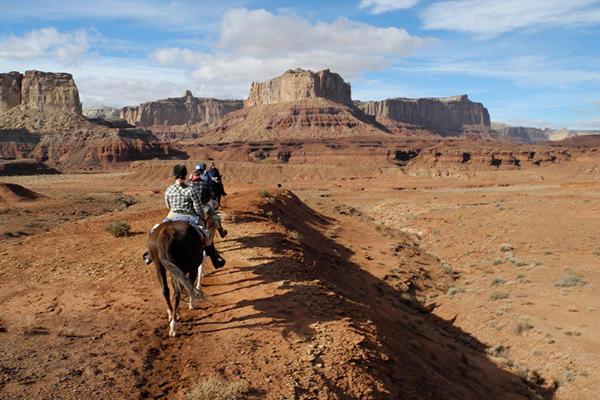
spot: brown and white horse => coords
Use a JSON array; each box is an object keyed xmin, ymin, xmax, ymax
[{"xmin": 147, "ymin": 220, "xmax": 207, "ymax": 337}]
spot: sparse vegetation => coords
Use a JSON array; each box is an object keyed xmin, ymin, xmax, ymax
[
  {"xmin": 8, "ymin": 315, "xmax": 42, "ymax": 335},
  {"xmin": 258, "ymin": 188, "xmax": 270, "ymax": 198},
  {"xmin": 103, "ymin": 219, "xmax": 130, "ymax": 237},
  {"xmin": 489, "ymin": 276, "xmax": 506, "ymax": 286},
  {"xmin": 486, "ymin": 290, "xmax": 509, "ymax": 301},
  {"xmin": 447, "ymin": 285, "xmax": 465, "ymax": 296},
  {"xmin": 514, "ymin": 317, "xmax": 533, "ymax": 335},
  {"xmin": 486, "ymin": 344, "xmax": 509, "ymax": 358},
  {"xmin": 556, "ymin": 272, "xmax": 586, "ymax": 287},
  {"xmin": 500, "ymin": 243, "xmax": 512, "ymax": 252},
  {"xmin": 289, "ymin": 230, "xmax": 302, "ymax": 241},
  {"xmin": 54, "ymin": 325, "xmax": 78, "ymax": 337},
  {"xmin": 187, "ymin": 377, "xmax": 249, "ymax": 400}
]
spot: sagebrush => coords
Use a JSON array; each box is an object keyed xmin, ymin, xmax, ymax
[{"xmin": 103, "ymin": 220, "xmax": 131, "ymax": 237}]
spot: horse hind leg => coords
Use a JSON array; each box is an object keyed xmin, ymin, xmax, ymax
[
  {"xmin": 170, "ymin": 286, "xmax": 182, "ymax": 337},
  {"xmin": 195, "ymin": 251, "xmax": 208, "ymax": 291}
]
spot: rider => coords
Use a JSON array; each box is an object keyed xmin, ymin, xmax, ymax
[
  {"xmin": 143, "ymin": 164, "xmax": 225, "ymax": 269},
  {"xmin": 189, "ymin": 163, "xmax": 228, "ymax": 238}
]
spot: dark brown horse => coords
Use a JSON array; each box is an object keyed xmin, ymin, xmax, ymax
[{"xmin": 147, "ymin": 220, "xmax": 207, "ymax": 337}]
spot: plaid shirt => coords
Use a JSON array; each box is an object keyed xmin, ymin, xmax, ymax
[
  {"xmin": 164, "ymin": 182, "xmax": 204, "ymax": 216},
  {"xmin": 189, "ymin": 176, "xmax": 212, "ymax": 204}
]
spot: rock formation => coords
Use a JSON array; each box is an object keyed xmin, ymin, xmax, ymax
[
  {"xmin": 0, "ymin": 72, "xmax": 22, "ymax": 115},
  {"xmin": 120, "ymin": 91, "xmax": 244, "ymax": 128},
  {"xmin": 0, "ymin": 70, "xmax": 172, "ymax": 171},
  {"xmin": 356, "ymin": 95, "xmax": 491, "ymax": 137},
  {"xmin": 83, "ymin": 105, "xmax": 120, "ymax": 119},
  {"xmin": 0, "ymin": 71, "xmax": 82, "ymax": 116},
  {"xmin": 245, "ymin": 69, "xmax": 352, "ymax": 108}
]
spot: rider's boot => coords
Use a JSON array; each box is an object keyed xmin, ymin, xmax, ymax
[{"xmin": 205, "ymin": 244, "xmax": 226, "ymax": 269}]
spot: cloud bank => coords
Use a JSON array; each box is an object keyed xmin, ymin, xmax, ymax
[
  {"xmin": 0, "ymin": 27, "xmax": 101, "ymax": 67},
  {"xmin": 152, "ymin": 8, "xmax": 436, "ymax": 83},
  {"xmin": 421, "ymin": 0, "xmax": 600, "ymax": 37}
]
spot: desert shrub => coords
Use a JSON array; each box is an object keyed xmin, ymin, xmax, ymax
[
  {"xmin": 289, "ymin": 230, "xmax": 302, "ymax": 240},
  {"xmin": 500, "ymin": 243, "xmax": 512, "ymax": 252},
  {"xmin": 486, "ymin": 290, "xmax": 509, "ymax": 301},
  {"xmin": 258, "ymin": 188, "xmax": 270, "ymax": 198},
  {"xmin": 440, "ymin": 262, "xmax": 454, "ymax": 275},
  {"xmin": 447, "ymin": 285, "xmax": 465, "ymax": 296},
  {"xmin": 8, "ymin": 315, "xmax": 42, "ymax": 335},
  {"xmin": 103, "ymin": 220, "xmax": 130, "ymax": 237},
  {"xmin": 492, "ymin": 257, "xmax": 504, "ymax": 265},
  {"xmin": 555, "ymin": 272, "xmax": 586, "ymax": 287},
  {"xmin": 187, "ymin": 377, "xmax": 249, "ymax": 400},
  {"xmin": 489, "ymin": 276, "xmax": 506, "ymax": 286},
  {"xmin": 486, "ymin": 344, "xmax": 509, "ymax": 358},
  {"xmin": 514, "ymin": 317, "xmax": 533, "ymax": 334},
  {"xmin": 54, "ymin": 325, "xmax": 78, "ymax": 337}
]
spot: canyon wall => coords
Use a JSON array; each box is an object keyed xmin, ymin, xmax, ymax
[
  {"xmin": 356, "ymin": 95, "xmax": 490, "ymax": 132},
  {"xmin": 245, "ymin": 69, "xmax": 352, "ymax": 108},
  {"xmin": 0, "ymin": 71, "xmax": 82, "ymax": 116},
  {"xmin": 120, "ymin": 91, "xmax": 244, "ymax": 127}
]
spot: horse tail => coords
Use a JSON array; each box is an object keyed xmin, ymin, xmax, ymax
[{"xmin": 156, "ymin": 224, "xmax": 207, "ymax": 302}]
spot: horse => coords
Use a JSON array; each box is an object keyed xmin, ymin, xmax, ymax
[{"xmin": 147, "ymin": 220, "xmax": 207, "ymax": 337}]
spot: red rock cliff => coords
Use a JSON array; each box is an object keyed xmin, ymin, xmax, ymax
[
  {"xmin": 120, "ymin": 91, "xmax": 243, "ymax": 127},
  {"xmin": 245, "ymin": 69, "xmax": 352, "ymax": 108}
]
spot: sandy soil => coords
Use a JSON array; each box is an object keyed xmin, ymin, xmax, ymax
[{"xmin": 0, "ymin": 160, "xmax": 598, "ymax": 399}]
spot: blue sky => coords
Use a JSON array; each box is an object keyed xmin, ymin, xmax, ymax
[{"xmin": 1, "ymin": 0, "xmax": 600, "ymax": 130}]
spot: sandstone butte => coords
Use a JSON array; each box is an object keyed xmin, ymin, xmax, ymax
[
  {"xmin": 0, "ymin": 70, "xmax": 172, "ymax": 169},
  {"xmin": 0, "ymin": 68, "xmax": 598, "ymax": 173}
]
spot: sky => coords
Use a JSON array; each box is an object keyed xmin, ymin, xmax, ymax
[{"xmin": 1, "ymin": 0, "xmax": 600, "ymax": 130}]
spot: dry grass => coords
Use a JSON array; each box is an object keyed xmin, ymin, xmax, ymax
[
  {"xmin": 103, "ymin": 219, "xmax": 131, "ymax": 237},
  {"xmin": 555, "ymin": 272, "xmax": 586, "ymax": 287},
  {"xmin": 7, "ymin": 315, "xmax": 43, "ymax": 335},
  {"xmin": 486, "ymin": 290, "xmax": 509, "ymax": 301},
  {"xmin": 187, "ymin": 377, "xmax": 249, "ymax": 400},
  {"xmin": 53, "ymin": 325, "xmax": 79, "ymax": 337}
]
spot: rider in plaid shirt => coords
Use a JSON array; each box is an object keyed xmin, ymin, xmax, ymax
[
  {"xmin": 143, "ymin": 164, "xmax": 225, "ymax": 269},
  {"xmin": 165, "ymin": 179, "xmax": 204, "ymax": 217}
]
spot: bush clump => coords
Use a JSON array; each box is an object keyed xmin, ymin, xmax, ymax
[
  {"xmin": 555, "ymin": 272, "xmax": 586, "ymax": 288},
  {"xmin": 103, "ymin": 220, "xmax": 131, "ymax": 237},
  {"xmin": 187, "ymin": 377, "xmax": 249, "ymax": 400}
]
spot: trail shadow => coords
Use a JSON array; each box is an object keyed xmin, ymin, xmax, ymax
[{"xmin": 199, "ymin": 190, "xmax": 556, "ymax": 399}]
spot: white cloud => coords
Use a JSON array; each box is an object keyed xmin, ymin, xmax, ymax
[
  {"xmin": 1, "ymin": 1, "xmax": 224, "ymax": 33},
  {"xmin": 0, "ymin": 27, "xmax": 101, "ymax": 67},
  {"xmin": 358, "ymin": 0, "xmax": 421, "ymax": 14},
  {"xmin": 395, "ymin": 55, "xmax": 600, "ymax": 88},
  {"xmin": 152, "ymin": 8, "xmax": 436, "ymax": 83},
  {"xmin": 421, "ymin": 0, "xmax": 600, "ymax": 37}
]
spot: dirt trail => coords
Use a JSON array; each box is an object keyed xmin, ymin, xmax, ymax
[{"xmin": 0, "ymin": 162, "xmax": 597, "ymax": 399}]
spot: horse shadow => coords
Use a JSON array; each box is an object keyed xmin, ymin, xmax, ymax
[{"xmin": 192, "ymin": 191, "xmax": 556, "ymax": 399}]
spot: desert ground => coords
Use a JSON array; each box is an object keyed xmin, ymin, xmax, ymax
[{"xmin": 0, "ymin": 158, "xmax": 598, "ymax": 399}]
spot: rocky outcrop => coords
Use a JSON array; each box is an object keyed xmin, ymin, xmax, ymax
[
  {"xmin": 1, "ymin": 70, "xmax": 82, "ymax": 116},
  {"xmin": 245, "ymin": 69, "xmax": 352, "ymax": 108},
  {"xmin": 202, "ymin": 98, "xmax": 389, "ymax": 143},
  {"xmin": 492, "ymin": 125, "xmax": 549, "ymax": 143},
  {"xmin": 0, "ymin": 72, "xmax": 22, "ymax": 115},
  {"xmin": 356, "ymin": 95, "xmax": 491, "ymax": 136},
  {"xmin": 120, "ymin": 91, "xmax": 244, "ymax": 128},
  {"xmin": 83, "ymin": 105, "xmax": 120, "ymax": 119}
]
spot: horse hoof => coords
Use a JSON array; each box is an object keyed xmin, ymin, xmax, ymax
[{"xmin": 169, "ymin": 330, "xmax": 178, "ymax": 337}]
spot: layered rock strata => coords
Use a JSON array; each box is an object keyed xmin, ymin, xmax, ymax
[
  {"xmin": 356, "ymin": 95, "xmax": 490, "ymax": 136},
  {"xmin": 245, "ymin": 69, "xmax": 352, "ymax": 108},
  {"xmin": 120, "ymin": 91, "xmax": 244, "ymax": 128},
  {"xmin": 1, "ymin": 71, "xmax": 82, "ymax": 116}
]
